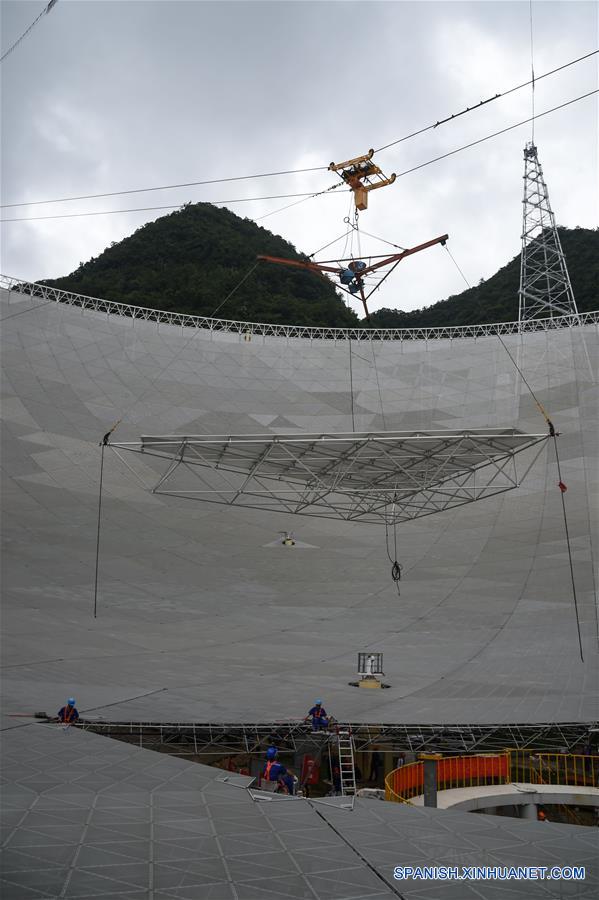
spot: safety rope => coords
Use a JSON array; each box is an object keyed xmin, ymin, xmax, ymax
[
  {"xmin": 385, "ymin": 501, "xmax": 403, "ymax": 596},
  {"xmin": 441, "ymin": 242, "xmax": 584, "ymax": 660},
  {"xmin": 88, "ymin": 262, "xmax": 236, "ymax": 619},
  {"xmin": 495, "ymin": 335, "xmax": 554, "ymax": 430},
  {"xmin": 93, "ymin": 419, "xmax": 121, "ymax": 618},
  {"xmin": 494, "ymin": 335, "xmax": 584, "ymax": 662},
  {"xmin": 348, "ymin": 338, "xmax": 355, "ymax": 432},
  {"xmin": 363, "ymin": 326, "xmax": 403, "ymax": 592},
  {"xmin": 551, "ymin": 431, "xmax": 584, "ymax": 662}
]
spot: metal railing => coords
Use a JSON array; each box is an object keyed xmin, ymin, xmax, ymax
[
  {"xmin": 385, "ymin": 753, "xmax": 510, "ymax": 804},
  {"xmin": 385, "ymin": 751, "xmax": 599, "ymax": 804},
  {"xmin": 509, "ymin": 751, "xmax": 598, "ymax": 789},
  {"xmin": 2, "ymin": 274, "xmax": 598, "ymax": 342}
]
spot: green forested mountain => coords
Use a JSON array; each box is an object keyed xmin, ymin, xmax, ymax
[
  {"xmin": 43, "ymin": 203, "xmax": 359, "ymax": 327},
  {"xmin": 368, "ymin": 227, "xmax": 598, "ymax": 329},
  {"xmin": 43, "ymin": 205, "xmax": 597, "ymax": 328}
]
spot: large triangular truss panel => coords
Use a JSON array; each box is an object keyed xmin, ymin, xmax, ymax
[
  {"xmin": 518, "ymin": 142, "xmax": 579, "ymax": 322},
  {"xmin": 110, "ymin": 429, "xmax": 548, "ymax": 525}
]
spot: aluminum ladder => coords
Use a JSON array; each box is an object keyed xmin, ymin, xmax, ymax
[{"xmin": 337, "ymin": 729, "xmax": 356, "ymax": 796}]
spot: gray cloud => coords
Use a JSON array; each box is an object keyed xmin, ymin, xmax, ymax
[{"xmin": 1, "ymin": 0, "xmax": 597, "ymax": 314}]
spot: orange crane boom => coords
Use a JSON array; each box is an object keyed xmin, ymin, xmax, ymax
[{"xmin": 258, "ymin": 234, "xmax": 449, "ymax": 320}]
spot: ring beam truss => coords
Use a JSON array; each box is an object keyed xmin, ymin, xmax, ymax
[
  {"xmin": 77, "ymin": 720, "xmax": 597, "ymax": 756},
  {"xmin": 110, "ymin": 429, "xmax": 549, "ymax": 525},
  {"xmin": 2, "ymin": 276, "xmax": 597, "ymax": 342}
]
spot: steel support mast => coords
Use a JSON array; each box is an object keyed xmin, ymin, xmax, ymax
[{"xmin": 518, "ymin": 142, "xmax": 579, "ymax": 323}]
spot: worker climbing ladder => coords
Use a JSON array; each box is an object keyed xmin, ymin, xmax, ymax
[{"xmin": 337, "ymin": 728, "xmax": 356, "ymax": 796}]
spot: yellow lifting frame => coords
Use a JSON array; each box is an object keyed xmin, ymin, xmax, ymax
[{"xmin": 329, "ymin": 149, "xmax": 396, "ymax": 211}]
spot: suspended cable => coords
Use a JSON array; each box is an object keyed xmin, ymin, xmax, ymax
[
  {"xmin": 209, "ymin": 261, "xmax": 259, "ymax": 318},
  {"xmin": 1, "ymin": 0, "xmax": 58, "ymax": 64},
  {"xmin": 0, "ymin": 191, "xmax": 344, "ymax": 224},
  {"xmin": 443, "ymin": 244, "xmax": 472, "ymax": 289},
  {"xmin": 253, "ymin": 181, "xmax": 345, "ymax": 223},
  {"xmin": 495, "ymin": 333, "xmax": 584, "ymax": 662},
  {"xmin": 353, "ymin": 226, "xmax": 406, "ymax": 252},
  {"xmin": 355, "ymin": 208, "xmax": 362, "ymax": 261},
  {"xmin": 529, "ymin": 0, "xmax": 536, "ymax": 142},
  {"xmin": 4, "ymin": 90, "xmax": 595, "ymax": 226},
  {"xmin": 0, "ymin": 164, "xmax": 327, "ymax": 209},
  {"xmin": 89, "ymin": 260, "xmax": 267, "ymax": 617},
  {"xmin": 391, "ymin": 90, "xmax": 598, "ymax": 182},
  {"xmin": 339, "ymin": 194, "xmax": 355, "ymax": 263},
  {"xmin": 88, "ymin": 255, "xmax": 259, "ymax": 616},
  {"xmin": 3, "ymin": 49, "xmax": 595, "ymax": 210},
  {"xmin": 495, "ymin": 334, "xmax": 554, "ymax": 428},
  {"xmin": 254, "ymin": 194, "xmax": 312, "ymax": 223},
  {"xmin": 551, "ymin": 433, "xmax": 584, "ymax": 662},
  {"xmin": 308, "ymin": 229, "xmax": 353, "ymax": 259},
  {"xmin": 374, "ymin": 49, "xmax": 598, "ymax": 153},
  {"xmin": 88, "ymin": 271, "xmax": 260, "ymax": 620}
]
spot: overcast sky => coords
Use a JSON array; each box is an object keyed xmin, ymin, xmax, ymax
[{"xmin": 1, "ymin": 0, "xmax": 597, "ymax": 316}]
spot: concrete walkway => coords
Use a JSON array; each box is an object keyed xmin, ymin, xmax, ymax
[{"xmin": 412, "ymin": 782, "xmax": 599, "ymax": 811}]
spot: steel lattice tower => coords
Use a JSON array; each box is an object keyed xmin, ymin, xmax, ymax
[{"xmin": 518, "ymin": 142, "xmax": 579, "ymax": 323}]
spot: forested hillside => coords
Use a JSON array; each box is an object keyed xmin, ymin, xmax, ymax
[
  {"xmin": 43, "ymin": 203, "xmax": 358, "ymax": 327},
  {"xmin": 368, "ymin": 227, "xmax": 598, "ymax": 328},
  {"xmin": 43, "ymin": 204, "xmax": 597, "ymax": 328}
]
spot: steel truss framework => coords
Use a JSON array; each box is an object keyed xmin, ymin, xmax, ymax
[
  {"xmin": 257, "ymin": 234, "xmax": 449, "ymax": 319},
  {"xmin": 76, "ymin": 720, "xmax": 598, "ymax": 757},
  {"xmin": 110, "ymin": 430, "xmax": 549, "ymax": 525},
  {"xmin": 519, "ymin": 143, "xmax": 579, "ymax": 322},
  {"xmin": 2, "ymin": 275, "xmax": 597, "ymax": 343}
]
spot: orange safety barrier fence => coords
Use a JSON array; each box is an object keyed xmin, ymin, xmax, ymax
[
  {"xmin": 385, "ymin": 751, "xmax": 598, "ymax": 804},
  {"xmin": 385, "ymin": 753, "xmax": 509, "ymax": 804}
]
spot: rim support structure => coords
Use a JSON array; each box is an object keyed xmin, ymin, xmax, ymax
[{"xmin": 518, "ymin": 142, "xmax": 579, "ymax": 322}]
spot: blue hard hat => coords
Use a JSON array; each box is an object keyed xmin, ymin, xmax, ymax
[
  {"xmin": 266, "ymin": 747, "xmax": 278, "ymax": 759},
  {"xmin": 315, "ymin": 699, "xmax": 322, "ymax": 705},
  {"xmin": 68, "ymin": 698, "xmax": 76, "ymax": 705}
]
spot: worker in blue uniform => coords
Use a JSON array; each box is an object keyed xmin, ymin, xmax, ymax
[
  {"xmin": 262, "ymin": 751, "xmax": 295, "ymax": 794},
  {"xmin": 57, "ymin": 698, "xmax": 79, "ymax": 725},
  {"xmin": 306, "ymin": 700, "xmax": 329, "ymax": 731}
]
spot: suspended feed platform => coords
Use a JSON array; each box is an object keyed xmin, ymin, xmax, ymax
[{"xmin": 109, "ymin": 429, "xmax": 548, "ymax": 525}]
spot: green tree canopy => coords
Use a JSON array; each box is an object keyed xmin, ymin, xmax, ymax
[{"xmin": 43, "ymin": 207, "xmax": 597, "ymax": 329}]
